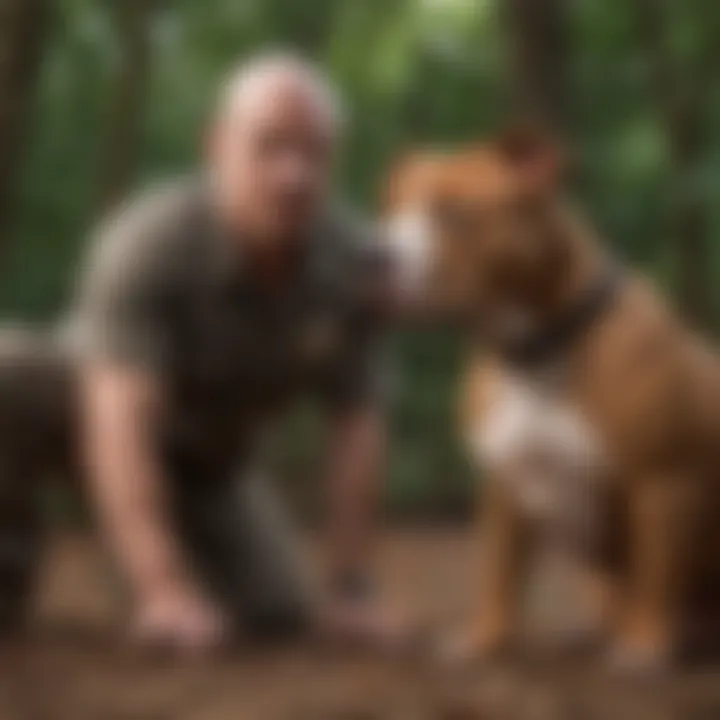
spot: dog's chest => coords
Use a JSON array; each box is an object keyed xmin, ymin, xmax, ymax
[{"xmin": 470, "ymin": 369, "xmax": 608, "ymax": 526}]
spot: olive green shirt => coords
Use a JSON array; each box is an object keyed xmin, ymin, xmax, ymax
[{"xmin": 67, "ymin": 180, "xmax": 387, "ymax": 466}]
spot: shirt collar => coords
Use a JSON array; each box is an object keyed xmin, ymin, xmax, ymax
[{"xmin": 200, "ymin": 185, "xmax": 332, "ymax": 303}]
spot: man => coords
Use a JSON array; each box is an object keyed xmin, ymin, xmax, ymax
[{"xmin": 65, "ymin": 53, "xmax": 395, "ymax": 651}]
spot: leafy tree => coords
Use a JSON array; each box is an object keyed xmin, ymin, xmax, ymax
[
  {"xmin": 94, "ymin": 0, "xmax": 158, "ymax": 216},
  {"xmin": 634, "ymin": 0, "xmax": 720, "ymax": 326},
  {"xmin": 0, "ymin": 0, "xmax": 51, "ymax": 249},
  {"xmin": 6, "ymin": 0, "xmax": 720, "ymax": 515},
  {"xmin": 503, "ymin": 0, "xmax": 569, "ymax": 129}
]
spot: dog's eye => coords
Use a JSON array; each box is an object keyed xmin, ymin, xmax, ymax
[{"xmin": 432, "ymin": 199, "xmax": 478, "ymax": 237}]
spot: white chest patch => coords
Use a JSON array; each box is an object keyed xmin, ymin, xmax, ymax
[{"xmin": 469, "ymin": 370, "xmax": 608, "ymax": 527}]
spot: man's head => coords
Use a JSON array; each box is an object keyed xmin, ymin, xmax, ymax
[
  {"xmin": 384, "ymin": 128, "xmax": 578, "ymax": 335},
  {"xmin": 208, "ymin": 52, "xmax": 343, "ymax": 248}
]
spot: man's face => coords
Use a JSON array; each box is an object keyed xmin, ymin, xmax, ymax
[{"xmin": 210, "ymin": 81, "xmax": 336, "ymax": 246}]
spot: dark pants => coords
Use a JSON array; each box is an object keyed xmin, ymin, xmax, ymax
[
  {"xmin": 168, "ymin": 459, "xmax": 313, "ymax": 638},
  {"xmin": 0, "ymin": 329, "xmax": 312, "ymax": 638},
  {"xmin": 0, "ymin": 457, "xmax": 313, "ymax": 639},
  {"xmin": 0, "ymin": 459, "xmax": 43, "ymax": 634}
]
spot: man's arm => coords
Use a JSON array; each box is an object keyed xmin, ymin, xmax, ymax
[
  {"xmin": 317, "ymin": 234, "xmax": 408, "ymax": 643},
  {"xmin": 70, "ymin": 188, "xmax": 224, "ymax": 649},
  {"xmin": 81, "ymin": 362, "xmax": 225, "ymax": 648},
  {"xmin": 82, "ymin": 363, "xmax": 181, "ymax": 601},
  {"xmin": 320, "ymin": 219, "xmax": 393, "ymax": 586},
  {"xmin": 324, "ymin": 405, "xmax": 386, "ymax": 591},
  {"xmin": 321, "ymin": 399, "xmax": 414, "ymax": 648}
]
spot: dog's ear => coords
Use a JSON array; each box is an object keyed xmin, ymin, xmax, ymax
[{"xmin": 494, "ymin": 122, "xmax": 567, "ymax": 196}]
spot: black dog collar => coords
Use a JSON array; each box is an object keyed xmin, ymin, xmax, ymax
[{"xmin": 498, "ymin": 268, "xmax": 622, "ymax": 369}]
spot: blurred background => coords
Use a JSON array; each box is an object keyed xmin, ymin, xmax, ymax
[{"xmin": 3, "ymin": 0, "xmax": 720, "ymax": 519}]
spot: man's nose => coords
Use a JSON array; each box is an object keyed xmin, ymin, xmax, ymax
[{"xmin": 278, "ymin": 155, "xmax": 318, "ymax": 186}]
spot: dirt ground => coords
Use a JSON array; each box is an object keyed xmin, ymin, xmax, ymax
[{"xmin": 2, "ymin": 528, "xmax": 720, "ymax": 720}]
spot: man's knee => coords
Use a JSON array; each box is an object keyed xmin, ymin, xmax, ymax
[
  {"xmin": 171, "ymin": 469, "xmax": 314, "ymax": 640},
  {"xmin": 0, "ymin": 470, "xmax": 44, "ymax": 635}
]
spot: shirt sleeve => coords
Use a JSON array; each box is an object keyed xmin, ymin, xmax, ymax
[
  {"xmin": 65, "ymin": 189, "xmax": 180, "ymax": 374},
  {"xmin": 319, "ymin": 217, "xmax": 394, "ymax": 413}
]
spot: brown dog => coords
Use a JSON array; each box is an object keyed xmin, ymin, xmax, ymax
[{"xmin": 384, "ymin": 129, "xmax": 720, "ymax": 673}]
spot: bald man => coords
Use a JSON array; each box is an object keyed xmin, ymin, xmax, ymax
[{"xmin": 53, "ymin": 54, "xmax": 395, "ymax": 651}]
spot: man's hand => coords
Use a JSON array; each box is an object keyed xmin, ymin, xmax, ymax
[
  {"xmin": 320, "ymin": 590, "xmax": 412, "ymax": 653},
  {"xmin": 132, "ymin": 580, "xmax": 228, "ymax": 653}
]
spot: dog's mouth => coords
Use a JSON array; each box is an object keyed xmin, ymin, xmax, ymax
[
  {"xmin": 383, "ymin": 209, "xmax": 530, "ymax": 332},
  {"xmin": 381, "ymin": 220, "xmax": 480, "ymax": 328}
]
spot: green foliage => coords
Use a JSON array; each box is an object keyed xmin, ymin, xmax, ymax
[{"xmin": 7, "ymin": 0, "xmax": 720, "ymax": 515}]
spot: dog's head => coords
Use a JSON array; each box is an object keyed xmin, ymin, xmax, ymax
[{"xmin": 384, "ymin": 128, "xmax": 580, "ymax": 337}]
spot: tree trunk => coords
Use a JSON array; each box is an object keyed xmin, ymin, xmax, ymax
[
  {"xmin": 0, "ymin": 0, "xmax": 51, "ymax": 248},
  {"xmin": 670, "ymin": 115, "xmax": 707, "ymax": 328},
  {"xmin": 635, "ymin": 0, "xmax": 712, "ymax": 327},
  {"xmin": 94, "ymin": 0, "xmax": 155, "ymax": 217},
  {"xmin": 503, "ymin": 0, "xmax": 569, "ymax": 131}
]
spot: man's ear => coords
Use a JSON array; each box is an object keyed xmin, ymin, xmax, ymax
[{"xmin": 494, "ymin": 122, "xmax": 567, "ymax": 195}]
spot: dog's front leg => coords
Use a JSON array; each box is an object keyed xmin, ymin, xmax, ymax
[
  {"xmin": 442, "ymin": 479, "xmax": 530, "ymax": 663},
  {"xmin": 609, "ymin": 473, "xmax": 691, "ymax": 674}
]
